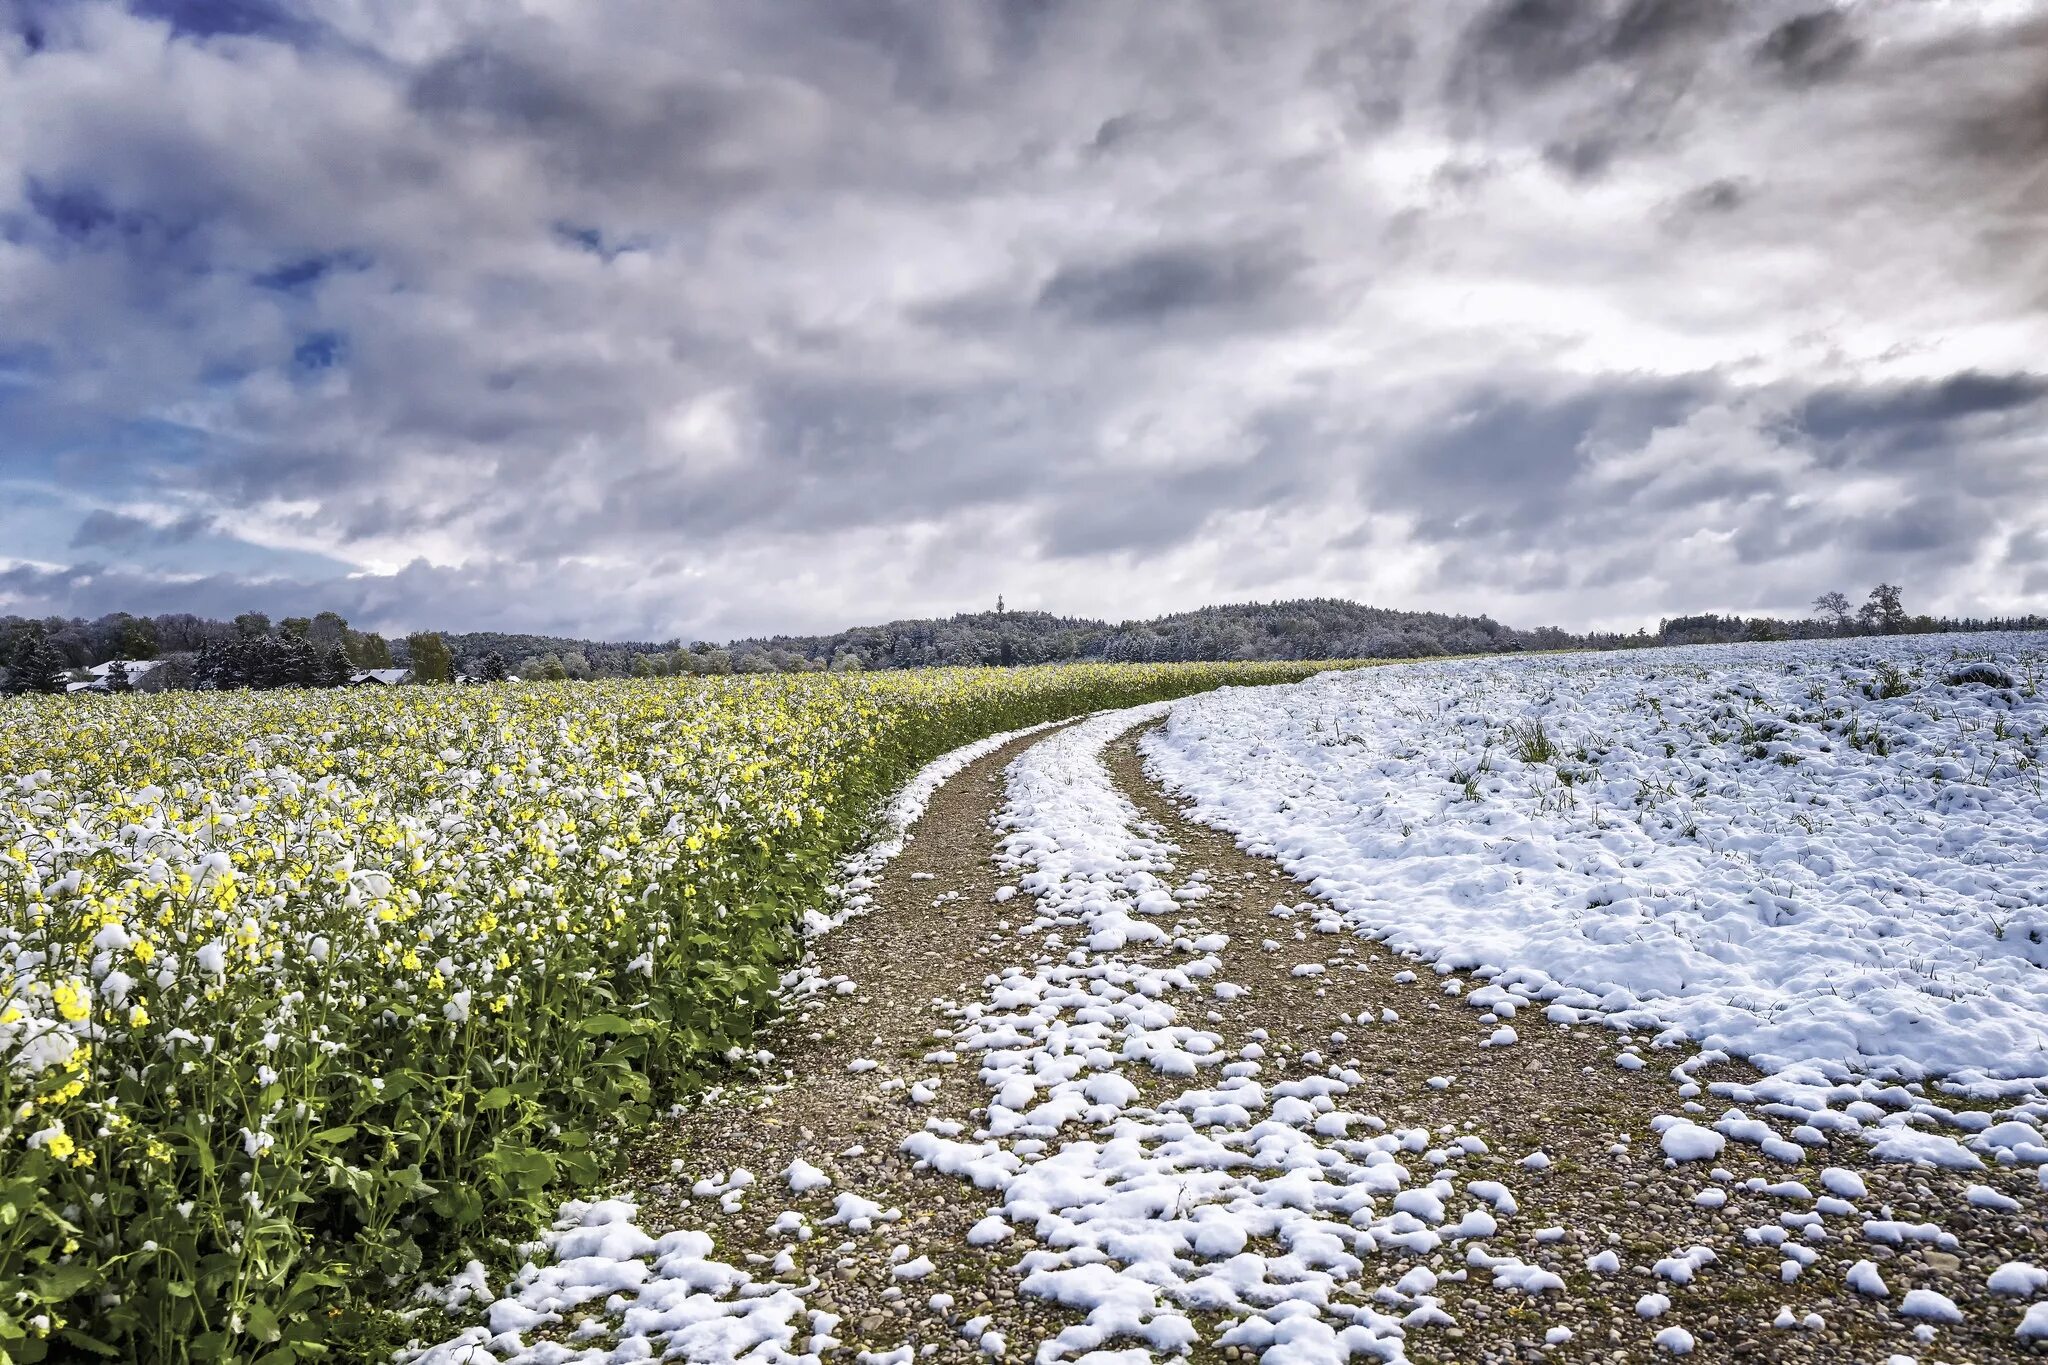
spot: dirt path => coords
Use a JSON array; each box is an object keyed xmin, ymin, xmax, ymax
[{"xmin": 584, "ymin": 715, "xmax": 2048, "ymax": 1365}]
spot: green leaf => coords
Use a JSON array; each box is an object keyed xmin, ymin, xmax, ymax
[
  {"xmin": 32, "ymin": 1263, "xmax": 100, "ymax": 1299},
  {"xmin": 243, "ymin": 1302, "xmax": 283, "ymax": 1344},
  {"xmin": 56, "ymin": 1327, "xmax": 122, "ymax": 1358}
]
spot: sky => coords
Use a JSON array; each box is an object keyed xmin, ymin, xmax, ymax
[{"xmin": 1, "ymin": 0, "xmax": 2044, "ymax": 642}]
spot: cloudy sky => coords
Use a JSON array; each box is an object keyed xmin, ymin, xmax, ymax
[{"xmin": 2, "ymin": 0, "xmax": 2044, "ymax": 641}]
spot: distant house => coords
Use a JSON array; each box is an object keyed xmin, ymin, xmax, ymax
[
  {"xmin": 67, "ymin": 659, "xmax": 163, "ymax": 693},
  {"xmin": 91, "ymin": 659, "xmax": 161, "ymax": 682},
  {"xmin": 348, "ymin": 668, "xmax": 413, "ymax": 686}
]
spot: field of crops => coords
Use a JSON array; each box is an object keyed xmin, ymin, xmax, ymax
[{"xmin": 0, "ymin": 661, "xmax": 1353, "ymax": 1363}]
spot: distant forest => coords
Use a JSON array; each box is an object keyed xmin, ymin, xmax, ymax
[{"xmin": 2, "ymin": 586, "xmax": 2042, "ymax": 693}]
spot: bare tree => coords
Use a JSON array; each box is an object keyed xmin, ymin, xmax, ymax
[{"xmin": 1811, "ymin": 591, "xmax": 1853, "ymax": 633}]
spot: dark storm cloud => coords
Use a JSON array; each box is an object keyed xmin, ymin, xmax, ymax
[
  {"xmin": 1856, "ymin": 496, "xmax": 1977, "ymax": 556},
  {"xmin": 1380, "ymin": 382, "xmax": 1705, "ymax": 537},
  {"xmin": 1, "ymin": 0, "xmax": 2044, "ymax": 637},
  {"xmin": 1790, "ymin": 372, "xmax": 2048, "ymax": 467},
  {"xmin": 129, "ymin": 0, "xmax": 304, "ymax": 41},
  {"xmin": 1671, "ymin": 177, "xmax": 1748, "ymax": 217},
  {"xmin": 1446, "ymin": 0, "xmax": 1732, "ymax": 103},
  {"xmin": 68, "ymin": 509, "xmax": 151, "ymax": 548},
  {"xmin": 1756, "ymin": 10, "xmax": 1860, "ymax": 86},
  {"xmin": 408, "ymin": 39, "xmax": 824, "ymax": 198},
  {"xmin": 1036, "ymin": 240, "xmax": 1307, "ymax": 327},
  {"xmin": 68, "ymin": 509, "xmax": 216, "ymax": 550}
]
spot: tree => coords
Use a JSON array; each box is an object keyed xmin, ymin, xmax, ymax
[
  {"xmin": 193, "ymin": 638, "xmax": 242, "ymax": 690},
  {"xmin": 117, "ymin": 614, "xmax": 159, "ymax": 660},
  {"xmin": 273, "ymin": 632, "xmax": 317, "ymax": 688},
  {"xmin": 559, "ymin": 650, "xmax": 592, "ymax": 680},
  {"xmin": 308, "ymin": 611, "xmax": 350, "ymax": 651},
  {"xmin": 1859, "ymin": 584, "xmax": 1906, "ymax": 634},
  {"xmin": 138, "ymin": 653, "xmax": 195, "ymax": 692},
  {"xmin": 102, "ymin": 660, "xmax": 132, "ymax": 693},
  {"xmin": 630, "ymin": 653, "xmax": 654, "ymax": 678},
  {"xmin": 477, "ymin": 651, "xmax": 508, "ymax": 683},
  {"xmin": 1811, "ymin": 591, "xmax": 1853, "ymax": 633},
  {"xmin": 344, "ymin": 630, "xmax": 394, "ymax": 668},
  {"xmin": 317, "ymin": 644, "xmax": 354, "ymax": 687},
  {"xmin": 407, "ymin": 632, "xmax": 454, "ymax": 683},
  {"xmin": 830, "ymin": 651, "xmax": 864, "ymax": 672},
  {"xmin": 8, "ymin": 627, "xmax": 63, "ymax": 694},
  {"xmin": 233, "ymin": 612, "xmax": 272, "ymax": 640}
]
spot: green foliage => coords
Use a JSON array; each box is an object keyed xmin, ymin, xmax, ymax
[
  {"xmin": 343, "ymin": 630, "xmax": 395, "ymax": 669},
  {"xmin": 1507, "ymin": 718, "xmax": 1559, "ymax": 765},
  {"xmin": 5, "ymin": 630, "xmax": 64, "ymax": 696},
  {"xmin": 1866, "ymin": 662, "xmax": 1914, "ymax": 700},
  {"xmin": 406, "ymin": 632, "xmax": 455, "ymax": 684}
]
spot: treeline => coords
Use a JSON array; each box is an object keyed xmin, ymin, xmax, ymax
[
  {"xmin": 0, "ymin": 611, "xmax": 504, "ymax": 695},
  {"xmin": 5, "ymin": 588, "xmax": 2043, "ymax": 694},
  {"xmin": 1642, "ymin": 585, "xmax": 2044, "ymax": 648},
  {"xmin": 733, "ymin": 600, "xmax": 1542, "ymax": 671}
]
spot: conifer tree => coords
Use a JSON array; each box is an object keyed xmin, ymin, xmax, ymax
[{"xmin": 8, "ymin": 628, "xmax": 63, "ymax": 694}]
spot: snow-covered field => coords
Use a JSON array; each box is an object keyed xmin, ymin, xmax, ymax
[{"xmin": 1145, "ymin": 632, "xmax": 2048, "ymax": 1096}]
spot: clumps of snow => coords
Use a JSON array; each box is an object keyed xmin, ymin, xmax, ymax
[
  {"xmin": 1653, "ymin": 1325, "xmax": 1695, "ymax": 1355},
  {"xmin": 1652, "ymin": 1246, "xmax": 1717, "ymax": 1286},
  {"xmin": 406, "ymin": 1200, "xmax": 818, "ymax": 1365},
  {"xmin": 1819, "ymin": 1166, "xmax": 1866, "ymax": 1199},
  {"xmin": 1846, "ymin": 1259, "xmax": 1889, "ymax": 1297},
  {"xmin": 1899, "ymin": 1288, "xmax": 1964, "ymax": 1323},
  {"xmin": 1990, "ymin": 1261, "xmax": 2048, "ymax": 1297},
  {"xmin": 784, "ymin": 1159, "xmax": 832, "ymax": 1194},
  {"xmin": 1656, "ymin": 1119, "xmax": 1725, "ymax": 1163}
]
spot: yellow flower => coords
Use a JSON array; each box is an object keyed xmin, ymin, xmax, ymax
[
  {"xmin": 129, "ymin": 1003, "xmax": 150, "ymax": 1029},
  {"xmin": 43, "ymin": 1131, "xmax": 75, "ymax": 1161},
  {"xmin": 52, "ymin": 981, "xmax": 89, "ymax": 1023}
]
